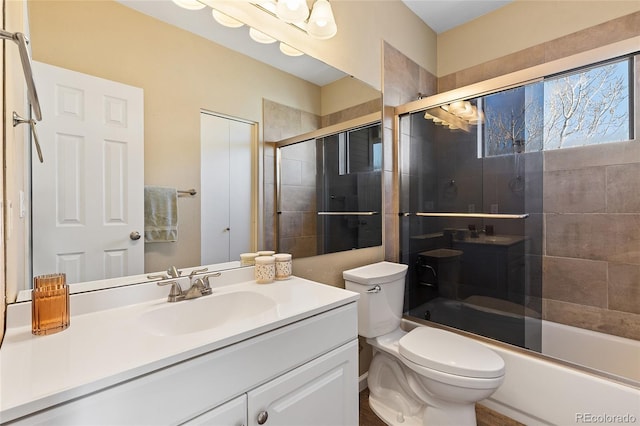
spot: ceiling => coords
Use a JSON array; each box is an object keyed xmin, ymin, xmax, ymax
[
  {"xmin": 118, "ymin": 0, "xmax": 513, "ymax": 86},
  {"xmin": 401, "ymin": 0, "xmax": 514, "ymax": 34}
]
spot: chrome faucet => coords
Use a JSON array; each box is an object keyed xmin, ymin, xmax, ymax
[
  {"xmin": 157, "ymin": 280, "xmax": 185, "ymax": 303},
  {"xmin": 183, "ymin": 271, "xmax": 221, "ymax": 300},
  {"xmin": 148, "ymin": 267, "xmax": 221, "ymax": 302}
]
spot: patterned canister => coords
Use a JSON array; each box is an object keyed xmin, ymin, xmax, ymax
[
  {"xmin": 254, "ymin": 256, "xmax": 276, "ymax": 284},
  {"xmin": 240, "ymin": 252, "xmax": 259, "ymax": 266},
  {"xmin": 274, "ymin": 253, "xmax": 292, "ymax": 280}
]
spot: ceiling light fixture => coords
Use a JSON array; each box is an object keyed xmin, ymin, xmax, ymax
[
  {"xmin": 276, "ymin": 0, "xmax": 310, "ymax": 23},
  {"xmin": 249, "ymin": 28, "xmax": 277, "ymax": 44},
  {"xmin": 258, "ymin": 1, "xmax": 278, "ymax": 14},
  {"xmin": 171, "ymin": 0, "xmax": 206, "ymax": 11},
  {"xmin": 211, "ymin": 10, "xmax": 244, "ymax": 28},
  {"xmin": 279, "ymin": 42, "xmax": 304, "ymax": 56},
  {"xmin": 424, "ymin": 101, "xmax": 484, "ymax": 132},
  {"xmin": 307, "ymin": 0, "xmax": 337, "ymax": 39}
]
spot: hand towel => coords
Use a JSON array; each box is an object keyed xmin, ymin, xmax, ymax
[{"xmin": 144, "ymin": 186, "xmax": 178, "ymax": 242}]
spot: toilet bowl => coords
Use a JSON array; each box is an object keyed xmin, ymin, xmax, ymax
[{"xmin": 344, "ymin": 261, "xmax": 505, "ymax": 426}]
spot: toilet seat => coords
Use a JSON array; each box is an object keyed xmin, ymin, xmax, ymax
[
  {"xmin": 399, "ymin": 355, "xmax": 505, "ymax": 391},
  {"xmin": 399, "ymin": 327, "xmax": 505, "ymax": 379}
]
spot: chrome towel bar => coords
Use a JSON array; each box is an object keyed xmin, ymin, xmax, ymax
[
  {"xmin": 415, "ymin": 212, "xmax": 529, "ymax": 219},
  {"xmin": 317, "ymin": 211, "xmax": 379, "ymax": 216}
]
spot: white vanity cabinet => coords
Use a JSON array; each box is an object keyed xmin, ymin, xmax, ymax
[
  {"xmin": 184, "ymin": 339, "xmax": 357, "ymax": 426},
  {"xmin": 4, "ymin": 301, "xmax": 358, "ymax": 426},
  {"xmin": 183, "ymin": 395, "xmax": 247, "ymax": 426},
  {"xmin": 246, "ymin": 340, "xmax": 357, "ymax": 426}
]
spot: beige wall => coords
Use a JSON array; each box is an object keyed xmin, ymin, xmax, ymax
[
  {"xmin": 320, "ymin": 76, "xmax": 381, "ymax": 116},
  {"xmin": 437, "ymin": 0, "xmax": 640, "ymax": 77},
  {"xmin": 27, "ymin": 0, "xmax": 323, "ymax": 280},
  {"xmin": 4, "ymin": 0, "xmax": 29, "ymax": 308}
]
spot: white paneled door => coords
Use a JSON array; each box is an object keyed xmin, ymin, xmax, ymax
[
  {"xmin": 201, "ymin": 112, "xmax": 253, "ymax": 264},
  {"xmin": 32, "ymin": 62, "xmax": 144, "ymax": 284}
]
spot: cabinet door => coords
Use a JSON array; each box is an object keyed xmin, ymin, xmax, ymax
[
  {"xmin": 247, "ymin": 340, "xmax": 358, "ymax": 426},
  {"xmin": 182, "ymin": 394, "xmax": 247, "ymax": 426}
]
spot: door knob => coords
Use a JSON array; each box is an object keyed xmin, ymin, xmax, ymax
[
  {"xmin": 257, "ymin": 411, "xmax": 268, "ymax": 425},
  {"xmin": 130, "ymin": 231, "xmax": 141, "ymax": 240}
]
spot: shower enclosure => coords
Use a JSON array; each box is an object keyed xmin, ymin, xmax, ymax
[
  {"xmin": 277, "ymin": 119, "xmax": 382, "ymax": 258},
  {"xmin": 397, "ymin": 54, "xmax": 637, "ymax": 382},
  {"xmin": 398, "ymin": 85, "xmax": 544, "ymax": 350}
]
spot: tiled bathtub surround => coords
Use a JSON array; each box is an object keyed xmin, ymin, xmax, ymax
[{"xmin": 543, "ymin": 141, "xmax": 640, "ymax": 340}]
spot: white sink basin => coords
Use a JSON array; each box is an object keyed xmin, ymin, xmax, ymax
[{"xmin": 138, "ymin": 290, "xmax": 278, "ymax": 336}]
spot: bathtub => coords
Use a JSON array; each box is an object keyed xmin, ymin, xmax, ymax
[
  {"xmin": 404, "ymin": 302, "xmax": 640, "ymax": 425},
  {"xmin": 409, "ymin": 297, "xmax": 640, "ymax": 382}
]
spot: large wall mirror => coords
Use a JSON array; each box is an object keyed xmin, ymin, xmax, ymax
[{"xmin": 10, "ymin": 0, "xmax": 381, "ymax": 300}]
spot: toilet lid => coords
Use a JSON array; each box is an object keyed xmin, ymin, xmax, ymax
[{"xmin": 399, "ymin": 327, "xmax": 505, "ymax": 378}]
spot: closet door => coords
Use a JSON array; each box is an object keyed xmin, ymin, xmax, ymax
[{"xmin": 201, "ymin": 112, "xmax": 253, "ymax": 264}]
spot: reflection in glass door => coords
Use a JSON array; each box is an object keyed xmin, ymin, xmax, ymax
[
  {"xmin": 277, "ymin": 122, "xmax": 382, "ymax": 258},
  {"xmin": 318, "ymin": 124, "xmax": 382, "ymax": 254}
]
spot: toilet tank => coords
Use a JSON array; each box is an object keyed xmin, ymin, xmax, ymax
[{"xmin": 343, "ymin": 261, "xmax": 408, "ymax": 338}]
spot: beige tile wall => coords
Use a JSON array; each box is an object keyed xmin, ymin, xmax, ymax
[
  {"xmin": 263, "ymin": 99, "xmax": 322, "ymax": 251},
  {"xmin": 542, "ymin": 142, "xmax": 640, "ymax": 340},
  {"xmin": 382, "ymin": 42, "xmax": 437, "ymax": 262},
  {"xmin": 278, "ymin": 140, "xmax": 319, "ymax": 258}
]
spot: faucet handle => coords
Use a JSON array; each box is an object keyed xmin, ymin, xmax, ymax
[
  {"xmin": 202, "ymin": 272, "xmax": 221, "ymax": 285},
  {"xmin": 189, "ymin": 267, "xmax": 209, "ymax": 278},
  {"xmin": 199, "ymin": 272, "xmax": 221, "ymax": 295},
  {"xmin": 157, "ymin": 280, "xmax": 184, "ymax": 302},
  {"xmin": 147, "ymin": 273, "xmax": 169, "ymax": 280},
  {"xmin": 167, "ymin": 266, "xmax": 182, "ymax": 278}
]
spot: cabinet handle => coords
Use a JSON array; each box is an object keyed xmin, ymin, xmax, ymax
[{"xmin": 257, "ymin": 411, "xmax": 268, "ymax": 425}]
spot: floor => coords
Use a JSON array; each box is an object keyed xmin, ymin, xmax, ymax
[
  {"xmin": 359, "ymin": 389, "xmax": 524, "ymax": 426},
  {"xmin": 359, "ymin": 389, "xmax": 386, "ymax": 426}
]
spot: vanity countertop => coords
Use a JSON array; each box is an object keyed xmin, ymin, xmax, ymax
[
  {"xmin": 452, "ymin": 234, "xmax": 526, "ymax": 247},
  {"xmin": 0, "ymin": 271, "xmax": 359, "ymax": 423}
]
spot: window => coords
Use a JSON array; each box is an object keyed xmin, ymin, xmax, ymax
[
  {"xmin": 479, "ymin": 56, "xmax": 632, "ymax": 157},
  {"xmin": 543, "ymin": 58, "xmax": 631, "ymax": 149},
  {"xmin": 331, "ymin": 123, "xmax": 382, "ymax": 175}
]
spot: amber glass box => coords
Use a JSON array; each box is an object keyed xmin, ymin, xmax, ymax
[{"xmin": 32, "ymin": 273, "xmax": 70, "ymax": 335}]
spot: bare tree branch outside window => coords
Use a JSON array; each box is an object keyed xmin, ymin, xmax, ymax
[
  {"xmin": 543, "ymin": 60, "xmax": 629, "ymax": 150},
  {"xmin": 482, "ymin": 58, "xmax": 630, "ymax": 157}
]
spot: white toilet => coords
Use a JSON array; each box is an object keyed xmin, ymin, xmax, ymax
[{"xmin": 344, "ymin": 261, "xmax": 505, "ymax": 426}]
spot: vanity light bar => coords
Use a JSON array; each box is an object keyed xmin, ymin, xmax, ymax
[{"xmin": 415, "ymin": 212, "xmax": 529, "ymax": 219}]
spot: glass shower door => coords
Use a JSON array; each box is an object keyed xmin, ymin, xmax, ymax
[{"xmin": 399, "ymin": 88, "xmax": 543, "ymax": 351}]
